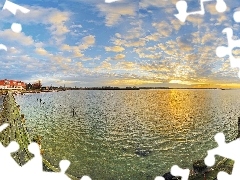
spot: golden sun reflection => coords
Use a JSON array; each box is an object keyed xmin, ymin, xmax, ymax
[
  {"xmin": 99, "ymin": 90, "xmax": 214, "ymax": 139},
  {"xmin": 162, "ymin": 89, "xmax": 215, "ymax": 137},
  {"xmin": 165, "ymin": 90, "xmax": 196, "ymax": 133}
]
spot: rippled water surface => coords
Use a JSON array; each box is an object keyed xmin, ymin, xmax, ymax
[{"xmin": 14, "ymin": 89, "xmax": 240, "ymax": 179}]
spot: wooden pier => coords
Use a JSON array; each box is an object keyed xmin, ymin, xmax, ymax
[{"xmin": 0, "ymin": 91, "xmax": 78, "ymax": 180}]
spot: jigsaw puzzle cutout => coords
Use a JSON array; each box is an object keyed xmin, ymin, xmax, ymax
[
  {"xmin": 175, "ymin": 0, "xmax": 227, "ymax": 22},
  {"xmin": 0, "ymin": 0, "xmax": 119, "ymax": 51},
  {"xmin": 0, "ymin": 0, "xmax": 238, "ymax": 179},
  {"xmin": 154, "ymin": 132, "xmax": 240, "ymax": 180},
  {"xmin": 105, "ymin": 0, "xmax": 120, "ymax": 3},
  {"xmin": 157, "ymin": 1, "xmax": 240, "ymax": 178},
  {"xmin": 154, "ymin": 176, "xmax": 165, "ymax": 180},
  {"xmin": 216, "ymin": 27, "xmax": 240, "ymax": 77},
  {"xmin": 3, "ymin": 0, "xmax": 30, "ymax": 33},
  {"xmin": 0, "ymin": 0, "xmax": 30, "ymax": 51},
  {"xmin": 154, "ymin": 165, "xmax": 190, "ymax": 180},
  {"xmin": 0, "ymin": 123, "xmax": 92, "ymax": 179},
  {"xmin": 215, "ymin": 6, "xmax": 240, "ymax": 78},
  {"xmin": 233, "ymin": 11, "xmax": 240, "ymax": 22},
  {"xmin": 171, "ymin": 165, "xmax": 190, "ymax": 180},
  {"xmin": 205, "ymin": 132, "xmax": 240, "ymax": 180}
]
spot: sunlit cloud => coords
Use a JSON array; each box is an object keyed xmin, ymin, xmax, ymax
[{"xmin": 0, "ymin": 0, "xmax": 239, "ymax": 87}]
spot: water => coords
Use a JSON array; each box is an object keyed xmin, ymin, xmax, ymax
[{"xmin": 14, "ymin": 89, "xmax": 239, "ymax": 179}]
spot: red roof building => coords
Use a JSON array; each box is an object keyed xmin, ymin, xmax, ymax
[{"xmin": 0, "ymin": 79, "xmax": 26, "ymax": 90}]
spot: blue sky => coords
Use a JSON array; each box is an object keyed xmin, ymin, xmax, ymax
[{"xmin": 0, "ymin": 0, "xmax": 240, "ymax": 87}]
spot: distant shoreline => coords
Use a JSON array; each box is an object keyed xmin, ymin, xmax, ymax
[
  {"xmin": 68, "ymin": 87, "xmax": 222, "ymax": 90},
  {"xmin": 0, "ymin": 87, "xmax": 236, "ymax": 95}
]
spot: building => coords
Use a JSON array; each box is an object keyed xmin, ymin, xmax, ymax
[
  {"xmin": 0, "ymin": 79, "xmax": 26, "ymax": 90},
  {"xmin": 32, "ymin": 80, "xmax": 42, "ymax": 90}
]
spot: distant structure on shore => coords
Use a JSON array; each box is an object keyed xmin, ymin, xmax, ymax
[
  {"xmin": 0, "ymin": 79, "xmax": 26, "ymax": 90},
  {"xmin": 0, "ymin": 79, "xmax": 224, "ymax": 92},
  {"xmin": 26, "ymin": 80, "xmax": 42, "ymax": 90}
]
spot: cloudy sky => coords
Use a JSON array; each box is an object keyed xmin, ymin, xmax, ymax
[{"xmin": 0, "ymin": 0, "xmax": 240, "ymax": 87}]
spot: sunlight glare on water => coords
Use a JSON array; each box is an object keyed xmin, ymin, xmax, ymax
[{"xmin": 14, "ymin": 89, "xmax": 239, "ymax": 179}]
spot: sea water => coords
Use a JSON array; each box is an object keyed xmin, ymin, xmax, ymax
[{"xmin": 14, "ymin": 89, "xmax": 239, "ymax": 179}]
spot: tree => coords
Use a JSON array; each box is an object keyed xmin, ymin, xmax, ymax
[
  {"xmin": 32, "ymin": 80, "xmax": 42, "ymax": 90},
  {"xmin": 26, "ymin": 83, "xmax": 32, "ymax": 90}
]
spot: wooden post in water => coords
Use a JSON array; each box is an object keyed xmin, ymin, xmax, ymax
[{"xmin": 237, "ymin": 117, "xmax": 240, "ymax": 138}]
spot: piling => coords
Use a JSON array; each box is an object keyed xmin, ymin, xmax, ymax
[{"xmin": 237, "ymin": 117, "xmax": 240, "ymax": 138}]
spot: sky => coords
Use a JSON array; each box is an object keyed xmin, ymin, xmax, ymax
[{"xmin": 0, "ymin": 0, "xmax": 240, "ymax": 88}]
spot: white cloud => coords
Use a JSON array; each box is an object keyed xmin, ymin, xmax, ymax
[
  {"xmin": 105, "ymin": 46, "xmax": 125, "ymax": 52},
  {"xmin": 3, "ymin": 6, "xmax": 72, "ymax": 44},
  {"xmin": 114, "ymin": 54, "xmax": 125, "ymax": 60},
  {"xmin": 96, "ymin": 3, "xmax": 137, "ymax": 26},
  {"xmin": 35, "ymin": 47, "xmax": 48, "ymax": 55},
  {"xmin": 60, "ymin": 35, "xmax": 95, "ymax": 58},
  {"xmin": 0, "ymin": 29, "xmax": 34, "ymax": 46}
]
